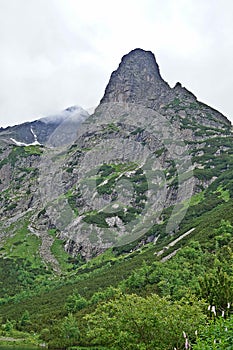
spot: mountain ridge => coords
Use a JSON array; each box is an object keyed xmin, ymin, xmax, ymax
[
  {"xmin": 100, "ymin": 48, "xmax": 231, "ymax": 129},
  {"xmin": 0, "ymin": 105, "xmax": 89, "ymax": 147},
  {"xmin": 0, "ymin": 47, "xmax": 232, "ymax": 264}
]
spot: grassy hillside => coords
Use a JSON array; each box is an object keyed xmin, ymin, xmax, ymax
[{"xmin": 0, "ymin": 178, "xmax": 233, "ymax": 347}]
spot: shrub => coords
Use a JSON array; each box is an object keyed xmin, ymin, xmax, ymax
[{"xmin": 85, "ymin": 293, "xmax": 206, "ymax": 350}]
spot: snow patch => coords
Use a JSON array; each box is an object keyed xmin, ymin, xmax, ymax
[
  {"xmin": 9, "ymin": 105, "xmax": 89, "ymax": 147},
  {"xmin": 10, "ymin": 128, "xmax": 41, "ymax": 147},
  {"xmin": 10, "ymin": 138, "xmax": 28, "ymax": 146},
  {"xmin": 30, "ymin": 127, "xmax": 40, "ymax": 145},
  {"xmin": 10, "ymin": 138, "xmax": 41, "ymax": 147}
]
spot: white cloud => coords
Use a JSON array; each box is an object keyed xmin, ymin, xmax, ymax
[{"xmin": 0, "ymin": 0, "xmax": 232, "ymax": 127}]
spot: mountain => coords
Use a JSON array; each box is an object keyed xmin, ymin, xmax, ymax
[
  {"xmin": 0, "ymin": 48, "xmax": 233, "ymax": 349},
  {"xmin": 0, "ymin": 48, "xmax": 232, "ymax": 266},
  {"xmin": 101, "ymin": 48, "xmax": 230, "ymax": 128},
  {"xmin": 0, "ymin": 105, "xmax": 89, "ymax": 147}
]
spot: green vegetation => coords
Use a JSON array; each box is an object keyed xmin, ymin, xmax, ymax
[
  {"xmin": 2, "ymin": 219, "xmax": 41, "ymax": 264},
  {"xmin": 50, "ymin": 238, "xmax": 74, "ymax": 271},
  {"xmin": 0, "ymin": 211, "xmax": 232, "ymax": 348},
  {"xmin": 0, "ymin": 145, "xmax": 43, "ymax": 169},
  {"xmin": 193, "ymin": 315, "xmax": 233, "ymax": 349},
  {"xmin": 85, "ymin": 293, "xmax": 206, "ymax": 350},
  {"xmin": 81, "ymin": 163, "xmax": 148, "ymax": 228},
  {"xmin": 1, "ymin": 114, "xmax": 233, "ymax": 348},
  {"xmin": 130, "ymin": 126, "xmax": 145, "ymax": 135},
  {"xmin": 163, "ymin": 97, "xmax": 181, "ymax": 110},
  {"xmin": 103, "ymin": 123, "xmax": 120, "ymax": 133},
  {"xmin": 24, "ymin": 145, "xmax": 43, "ymax": 155},
  {"xmin": 83, "ymin": 210, "xmax": 109, "ymax": 228}
]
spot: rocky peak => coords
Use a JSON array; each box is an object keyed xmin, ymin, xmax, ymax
[
  {"xmin": 100, "ymin": 48, "xmax": 170, "ymax": 106},
  {"xmin": 99, "ymin": 48, "xmax": 231, "ymax": 129},
  {"xmin": 173, "ymin": 81, "xmax": 197, "ymax": 100},
  {"xmin": 0, "ymin": 105, "xmax": 89, "ymax": 147},
  {"xmin": 119, "ymin": 48, "xmax": 164, "ymax": 82}
]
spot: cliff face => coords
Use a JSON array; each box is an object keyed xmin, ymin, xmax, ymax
[
  {"xmin": 100, "ymin": 48, "xmax": 230, "ymax": 129},
  {"xmin": 100, "ymin": 48, "xmax": 170, "ymax": 106},
  {"xmin": 0, "ymin": 48, "xmax": 232, "ymax": 268}
]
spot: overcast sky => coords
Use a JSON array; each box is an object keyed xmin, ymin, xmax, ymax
[{"xmin": 0, "ymin": 0, "xmax": 233, "ymax": 127}]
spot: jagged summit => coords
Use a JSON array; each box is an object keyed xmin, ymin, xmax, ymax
[
  {"xmin": 120, "ymin": 48, "xmax": 164, "ymax": 81},
  {"xmin": 173, "ymin": 81, "xmax": 197, "ymax": 99},
  {"xmin": 100, "ymin": 48, "xmax": 170, "ymax": 105},
  {"xmin": 99, "ymin": 48, "xmax": 231, "ymax": 128}
]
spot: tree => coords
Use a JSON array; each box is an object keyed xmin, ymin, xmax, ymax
[
  {"xmin": 65, "ymin": 292, "xmax": 88, "ymax": 312},
  {"xmin": 85, "ymin": 292, "xmax": 206, "ymax": 350},
  {"xmin": 1, "ymin": 319, "xmax": 15, "ymax": 335},
  {"xmin": 60, "ymin": 313, "xmax": 80, "ymax": 347},
  {"xmin": 215, "ymin": 220, "xmax": 233, "ymax": 249},
  {"xmin": 198, "ymin": 268, "xmax": 233, "ymax": 315},
  {"xmin": 20, "ymin": 310, "xmax": 31, "ymax": 327}
]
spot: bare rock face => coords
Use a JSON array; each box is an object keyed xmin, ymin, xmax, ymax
[
  {"xmin": 100, "ymin": 48, "xmax": 170, "ymax": 107},
  {"xmin": 100, "ymin": 48, "xmax": 230, "ymax": 129}
]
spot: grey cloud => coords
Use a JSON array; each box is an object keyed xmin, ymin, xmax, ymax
[{"xmin": 0, "ymin": 0, "xmax": 232, "ymax": 127}]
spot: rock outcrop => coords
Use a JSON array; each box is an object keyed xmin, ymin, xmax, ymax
[
  {"xmin": 100, "ymin": 48, "xmax": 230, "ymax": 129},
  {"xmin": 100, "ymin": 48, "xmax": 170, "ymax": 107}
]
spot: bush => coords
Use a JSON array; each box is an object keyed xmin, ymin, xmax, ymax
[
  {"xmin": 193, "ymin": 315, "xmax": 233, "ymax": 349},
  {"xmin": 65, "ymin": 293, "xmax": 88, "ymax": 312},
  {"xmin": 85, "ymin": 293, "xmax": 206, "ymax": 350}
]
